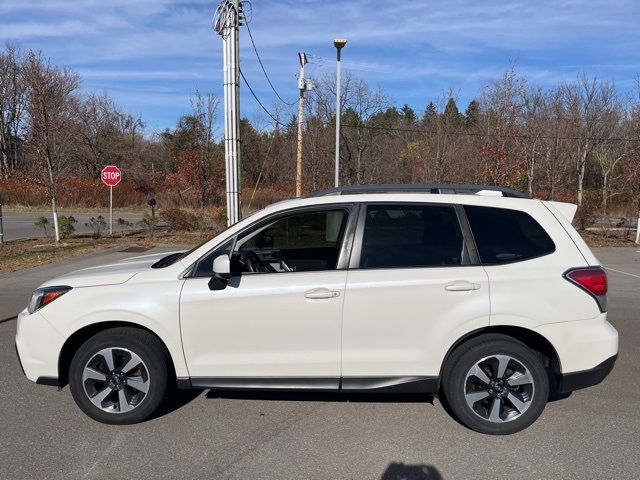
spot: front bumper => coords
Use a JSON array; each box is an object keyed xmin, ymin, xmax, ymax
[
  {"xmin": 558, "ymin": 354, "xmax": 617, "ymax": 393},
  {"xmin": 15, "ymin": 308, "xmax": 65, "ymax": 384}
]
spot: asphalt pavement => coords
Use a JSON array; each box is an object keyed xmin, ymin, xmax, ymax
[
  {"xmin": 0, "ymin": 246, "xmax": 639, "ymax": 480},
  {"xmin": 0, "ymin": 210, "xmax": 144, "ymax": 241}
]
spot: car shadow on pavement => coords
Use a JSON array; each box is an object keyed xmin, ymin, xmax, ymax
[
  {"xmin": 380, "ymin": 462, "xmax": 443, "ymax": 480},
  {"xmin": 204, "ymin": 389, "xmax": 436, "ymax": 404},
  {"xmin": 148, "ymin": 389, "xmax": 436, "ymax": 420},
  {"xmin": 150, "ymin": 388, "xmax": 206, "ymax": 420}
]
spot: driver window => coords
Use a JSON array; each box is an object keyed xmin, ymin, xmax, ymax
[{"xmin": 233, "ymin": 209, "xmax": 348, "ymax": 273}]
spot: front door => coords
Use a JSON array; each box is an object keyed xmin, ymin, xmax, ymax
[{"xmin": 180, "ymin": 206, "xmax": 354, "ymax": 387}]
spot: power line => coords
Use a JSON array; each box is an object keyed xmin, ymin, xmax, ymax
[
  {"xmin": 239, "ymin": 68, "xmax": 288, "ymax": 128},
  {"xmin": 338, "ymin": 122, "xmax": 640, "ymax": 143},
  {"xmin": 237, "ymin": 71, "xmax": 640, "ymax": 145},
  {"xmin": 243, "ymin": 13, "xmax": 296, "ymax": 107}
]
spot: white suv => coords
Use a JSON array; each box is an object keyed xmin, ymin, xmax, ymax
[{"xmin": 15, "ymin": 184, "xmax": 618, "ymax": 434}]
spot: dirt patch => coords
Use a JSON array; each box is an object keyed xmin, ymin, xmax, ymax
[
  {"xmin": 119, "ymin": 246, "xmax": 152, "ymax": 253},
  {"xmin": 579, "ymin": 230, "xmax": 638, "ymax": 248}
]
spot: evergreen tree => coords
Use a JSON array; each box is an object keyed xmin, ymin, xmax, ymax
[
  {"xmin": 422, "ymin": 102, "xmax": 438, "ymax": 129},
  {"xmin": 401, "ymin": 104, "xmax": 417, "ymax": 126},
  {"xmin": 444, "ymin": 98, "xmax": 462, "ymax": 127},
  {"xmin": 464, "ymin": 99, "xmax": 480, "ymax": 128}
]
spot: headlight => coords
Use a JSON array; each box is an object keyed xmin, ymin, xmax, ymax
[{"xmin": 28, "ymin": 286, "xmax": 72, "ymax": 314}]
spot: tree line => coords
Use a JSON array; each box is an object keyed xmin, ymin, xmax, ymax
[{"xmin": 2, "ymin": 43, "xmax": 640, "ymax": 225}]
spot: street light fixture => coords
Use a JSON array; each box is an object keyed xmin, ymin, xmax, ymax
[{"xmin": 333, "ymin": 38, "xmax": 347, "ymax": 187}]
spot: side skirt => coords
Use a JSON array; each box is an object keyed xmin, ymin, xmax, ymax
[
  {"xmin": 180, "ymin": 376, "xmax": 439, "ymax": 394},
  {"xmin": 341, "ymin": 376, "xmax": 439, "ymax": 394}
]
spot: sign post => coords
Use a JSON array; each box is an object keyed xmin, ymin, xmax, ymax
[{"xmin": 101, "ymin": 165, "xmax": 121, "ymax": 235}]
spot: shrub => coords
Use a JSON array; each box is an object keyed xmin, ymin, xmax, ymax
[
  {"xmin": 34, "ymin": 216, "xmax": 50, "ymax": 236},
  {"xmin": 138, "ymin": 213, "xmax": 159, "ymax": 236},
  {"xmin": 160, "ymin": 208, "xmax": 201, "ymax": 231},
  {"xmin": 117, "ymin": 217, "xmax": 133, "ymax": 232},
  {"xmin": 58, "ymin": 215, "xmax": 77, "ymax": 239},
  {"xmin": 85, "ymin": 216, "xmax": 107, "ymax": 239},
  {"xmin": 574, "ymin": 190, "xmax": 601, "ymax": 231}
]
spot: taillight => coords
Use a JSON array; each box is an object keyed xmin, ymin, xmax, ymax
[{"xmin": 563, "ymin": 267, "xmax": 608, "ymax": 312}]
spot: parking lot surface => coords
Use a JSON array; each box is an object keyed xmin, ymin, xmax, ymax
[{"xmin": 1, "ymin": 246, "xmax": 639, "ymax": 480}]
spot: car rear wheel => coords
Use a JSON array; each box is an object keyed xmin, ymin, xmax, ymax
[
  {"xmin": 69, "ymin": 327, "xmax": 171, "ymax": 424},
  {"xmin": 442, "ymin": 334, "xmax": 549, "ymax": 435}
]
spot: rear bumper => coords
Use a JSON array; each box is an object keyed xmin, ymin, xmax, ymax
[
  {"xmin": 534, "ymin": 315, "xmax": 618, "ymax": 373},
  {"xmin": 558, "ymin": 354, "xmax": 617, "ymax": 393}
]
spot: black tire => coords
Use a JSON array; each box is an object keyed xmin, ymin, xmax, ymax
[
  {"xmin": 442, "ymin": 334, "xmax": 549, "ymax": 435},
  {"xmin": 69, "ymin": 327, "xmax": 171, "ymax": 424}
]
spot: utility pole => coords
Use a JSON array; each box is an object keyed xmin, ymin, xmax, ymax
[
  {"xmin": 296, "ymin": 52, "xmax": 312, "ymax": 197},
  {"xmin": 333, "ymin": 38, "xmax": 347, "ymax": 187},
  {"xmin": 214, "ymin": 0, "xmax": 242, "ymax": 225}
]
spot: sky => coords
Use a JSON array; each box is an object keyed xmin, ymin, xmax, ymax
[{"xmin": 1, "ymin": 0, "xmax": 639, "ymax": 134}]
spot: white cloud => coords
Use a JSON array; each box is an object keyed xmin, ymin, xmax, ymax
[{"xmin": 2, "ymin": 0, "xmax": 638, "ymax": 128}]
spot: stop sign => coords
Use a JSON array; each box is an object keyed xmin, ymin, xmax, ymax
[{"xmin": 101, "ymin": 165, "xmax": 121, "ymax": 187}]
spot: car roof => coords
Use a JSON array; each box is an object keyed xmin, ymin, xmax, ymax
[{"xmin": 262, "ymin": 192, "xmax": 535, "ymax": 214}]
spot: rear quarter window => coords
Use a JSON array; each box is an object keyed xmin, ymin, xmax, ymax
[{"xmin": 464, "ymin": 205, "xmax": 555, "ymax": 264}]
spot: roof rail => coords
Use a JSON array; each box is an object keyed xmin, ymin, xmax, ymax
[{"xmin": 306, "ymin": 184, "xmax": 529, "ymax": 199}]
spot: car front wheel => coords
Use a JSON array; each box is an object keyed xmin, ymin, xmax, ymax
[
  {"xmin": 69, "ymin": 327, "xmax": 171, "ymax": 424},
  {"xmin": 442, "ymin": 334, "xmax": 549, "ymax": 435}
]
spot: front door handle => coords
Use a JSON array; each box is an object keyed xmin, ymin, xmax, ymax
[
  {"xmin": 445, "ymin": 281, "xmax": 481, "ymax": 292},
  {"xmin": 304, "ymin": 288, "xmax": 340, "ymax": 299}
]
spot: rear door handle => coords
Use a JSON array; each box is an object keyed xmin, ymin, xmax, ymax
[
  {"xmin": 445, "ymin": 281, "xmax": 481, "ymax": 292},
  {"xmin": 304, "ymin": 288, "xmax": 340, "ymax": 299}
]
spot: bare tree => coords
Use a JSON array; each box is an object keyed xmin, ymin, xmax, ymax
[
  {"xmin": 563, "ymin": 75, "xmax": 617, "ymax": 205},
  {"xmin": 76, "ymin": 93, "xmax": 125, "ymax": 175},
  {"xmin": 23, "ymin": 51, "xmax": 80, "ymax": 242},
  {"xmin": 0, "ymin": 43, "xmax": 27, "ymax": 177},
  {"xmin": 520, "ymin": 86, "xmax": 546, "ymax": 196},
  {"xmin": 479, "ymin": 66, "xmax": 526, "ymax": 187}
]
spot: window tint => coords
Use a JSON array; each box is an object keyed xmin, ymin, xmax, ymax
[
  {"xmin": 359, "ymin": 204, "xmax": 464, "ymax": 268},
  {"xmin": 464, "ymin": 205, "xmax": 555, "ymax": 264},
  {"xmin": 233, "ymin": 209, "xmax": 348, "ymax": 273}
]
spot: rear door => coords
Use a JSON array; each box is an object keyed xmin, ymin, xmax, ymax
[{"xmin": 340, "ymin": 203, "xmax": 490, "ymax": 383}]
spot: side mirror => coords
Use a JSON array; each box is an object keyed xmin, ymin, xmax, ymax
[
  {"xmin": 209, "ymin": 254, "xmax": 230, "ymax": 291},
  {"xmin": 212, "ymin": 254, "xmax": 230, "ymax": 276}
]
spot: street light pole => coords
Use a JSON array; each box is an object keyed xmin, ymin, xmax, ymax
[
  {"xmin": 295, "ymin": 52, "xmax": 308, "ymax": 198},
  {"xmin": 333, "ymin": 38, "xmax": 346, "ymax": 187}
]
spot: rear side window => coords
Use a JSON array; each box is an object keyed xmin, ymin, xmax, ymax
[
  {"xmin": 464, "ymin": 205, "xmax": 555, "ymax": 264},
  {"xmin": 359, "ymin": 204, "xmax": 464, "ymax": 268}
]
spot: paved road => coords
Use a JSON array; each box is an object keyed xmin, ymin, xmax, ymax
[
  {"xmin": 0, "ymin": 210, "xmax": 144, "ymax": 241},
  {"xmin": 1, "ymin": 247, "xmax": 639, "ymax": 480}
]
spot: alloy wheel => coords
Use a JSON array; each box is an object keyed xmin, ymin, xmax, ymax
[
  {"xmin": 82, "ymin": 347, "xmax": 150, "ymax": 414},
  {"xmin": 464, "ymin": 354, "xmax": 535, "ymax": 423}
]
